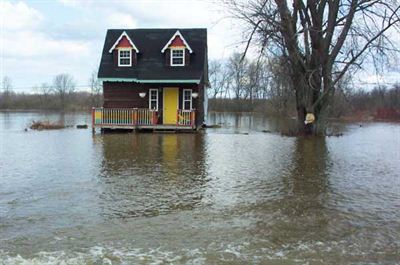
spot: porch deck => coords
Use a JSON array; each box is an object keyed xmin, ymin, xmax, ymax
[{"xmin": 92, "ymin": 107, "xmax": 196, "ymax": 131}]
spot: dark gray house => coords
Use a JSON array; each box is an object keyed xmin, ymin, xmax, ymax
[{"xmin": 93, "ymin": 28, "xmax": 208, "ymax": 131}]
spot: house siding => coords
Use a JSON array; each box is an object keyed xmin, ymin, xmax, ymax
[
  {"xmin": 103, "ymin": 81, "xmax": 204, "ymax": 127},
  {"xmin": 185, "ymin": 48, "xmax": 190, "ymax": 65}
]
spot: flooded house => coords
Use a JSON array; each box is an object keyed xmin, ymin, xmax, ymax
[{"xmin": 93, "ymin": 28, "xmax": 208, "ymax": 131}]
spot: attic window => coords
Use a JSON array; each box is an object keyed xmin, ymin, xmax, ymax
[
  {"xmin": 171, "ymin": 48, "xmax": 185, "ymax": 66},
  {"xmin": 118, "ymin": 49, "xmax": 131, "ymax": 67}
]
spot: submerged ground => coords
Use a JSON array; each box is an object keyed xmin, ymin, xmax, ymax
[{"xmin": 0, "ymin": 112, "xmax": 399, "ymax": 264}]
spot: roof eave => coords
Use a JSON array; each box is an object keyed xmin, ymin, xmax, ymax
[{"xmin": 98, "ymin": 78, "xmax": 201, "ymax": 84}]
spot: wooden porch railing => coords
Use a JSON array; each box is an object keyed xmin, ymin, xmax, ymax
[
  {"xmin": 92, "ymin": 108, "xmax": 157, "ymax": 126},
  {"xmin": 92, "ymin": 108, "xmax": 196, "ymax": 128},
  {"xmin": 177, "ymin": 109, "xmax": 195, "ymax": 126}
]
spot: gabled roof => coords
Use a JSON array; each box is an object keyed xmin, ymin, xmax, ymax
[
  {"xmin": 161, "ymin": 30, "xmax": 193, "ymax": 53},
  {"xmin": 98, "ymin": 28, "xmax": 207, "ymax": 83},
  {"xmin": 108, "ymin": 31, "xmax": 140, "ymax": 53}
]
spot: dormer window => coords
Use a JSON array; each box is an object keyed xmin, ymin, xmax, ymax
[
  {"xmin": 171, "ymin": 48, "xmax": 185, "ymax": 66},
  {"xmin": 161, "ymin": 30, "xmax": 193, "ymax": 67},
  {"xmin": 109, "ymin": 31, "xmax": 139, "ymax": 67},
  {"xmin": 118, "ymin": 49, "xmax": 131, "ymax": 67}
]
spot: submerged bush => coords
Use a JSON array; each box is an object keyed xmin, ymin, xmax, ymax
[{"xmin": 30, "ymin": 120, "xmax": 66, "ymax": 130}]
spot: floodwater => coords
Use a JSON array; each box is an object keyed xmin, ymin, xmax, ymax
[{"xmin": 0, "ymin": 111, "xmax": 399, "ymax": 264}]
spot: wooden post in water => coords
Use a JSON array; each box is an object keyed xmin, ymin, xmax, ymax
[{"xmin": 91, "ymin": 107, "xmax": 95, "ymax": 133}]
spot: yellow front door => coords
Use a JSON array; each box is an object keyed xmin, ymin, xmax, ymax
[{"xmin": 163, "ymin": 87, "xmax": 179, "ymax": 124}]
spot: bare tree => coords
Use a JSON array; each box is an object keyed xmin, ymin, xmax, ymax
[
  {"xmin": 225, "ymin": 0, "xmax": 400, "ymax": 134},
  {"xmin": 2, "ymin": 76, "xmax": 12, "ymax": 92},
  {"xmin": 52, "ymin": 74, "xmax": 75, "ymax": 110},
  {"xmin": 209, "ymin": 60, "xmax": 223, "ymax": 98},
  {"xmin": 257, "ymin": 63, "xmax": 271, "ymax": 99},
  {"xmin": 39, "ymin": 83, "xmax": 52, "ymax": 108},
  {"xmin": 267, "ymin": 57, "xmax": 295, "ymax": 115},
  {"xmin": 1, "ymin": 76, "xmax": 13, "ymax": 109},
  {"xmin": 208, "ymin": 60, "xmax": 232, "ymax": 99},
  {"xmin": 246, "ymin": 59, "xmax": 264, "ymax": 102},
  {"xmin": 89, "ymin": 70, "xmax": 102, "ymax": 107},
  {"xmin": 228, "ymin": 53, "xmax": 249, "ymax": 99}
]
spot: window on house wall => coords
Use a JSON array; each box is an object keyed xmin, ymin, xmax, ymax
[
  {"xmin": 118, "ymin": 49, "xmax": 131, "ymax": 66},
  {"xmin": 183, "ymin": 89, "xmax": 192, "ymax": 110},
  {"xmin": 149, "ymin": 89, "xmax": 158, "ymax": 110},
  {"xmin": 171, "ymin": 48, "xmax": 185, "ymax": 66}
]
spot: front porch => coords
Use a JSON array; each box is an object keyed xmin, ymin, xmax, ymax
[{"xmin": 92, "ymin": 107, "xmax": 196, "ymax": 131}]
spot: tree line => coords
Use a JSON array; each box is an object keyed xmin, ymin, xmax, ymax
[
  {"xmin": 208, "ymin": 53, "xmax": 400, "ymax": 120},
  {"xmin": 0, "ymin": 71, "xmax": 102, "ymax": 111},
  {"xmin": 1, "ymin": 60, "xmax": 399, "ymax": 121},
  {"xmin": 208, "ymin": 54, "xmax": 295, "ymax": 114}
]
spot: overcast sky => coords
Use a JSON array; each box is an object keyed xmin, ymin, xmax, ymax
[
  {"xmin": 0, "ymin": 0, "xmax": 243, "ymax": 92},
  {"xmin": 0, "ymin": 0, "xmax": 398, "ymax": 92}
]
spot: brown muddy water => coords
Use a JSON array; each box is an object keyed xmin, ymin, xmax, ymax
[{"xmin": 0, "ymin": 111, "xmax": 399, "ymax": 264}]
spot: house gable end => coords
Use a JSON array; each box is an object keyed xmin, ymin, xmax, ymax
[
  {"xmin": 161, "ymin": 30, "xmax": 193, "ymax": 53},
  {"xmin": 116, "ymin": 36, "xmax": 133, "ymax": 48},
  {"xmin": 108, "ymin": 31, "xmax": 139, "ymax": 53},
  {"xmin": 170, "ymin": 35, "xmax": 185, "ymax": 47}
]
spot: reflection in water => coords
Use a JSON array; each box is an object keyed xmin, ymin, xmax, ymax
[
  {"xmin": 289, "ymin": 137, "xmax": 330, "ymax": 202},
  {"xmin": 242, "ymin": 137, "xmax": 333, "ymax": 253},
  {"xmin": 207, "ymin": 111, "xmax": 299, "ymax": 133},
  {"xmin": 277, "ymin": 137, "xmax": 331, "ymax": 241},
  {"xmin": 163, "ymin": 135, "xmax": 178, "ymax": 170},
  {"xmin": 95, "ymin": 133, "xmax": 208, "ymax": 219},
  {"xmin": 56, "ymin": 112, "xmax": 66, "ymax": 125},
  {"xmin": 1, "ymin": 112, "xmax": 11, "ymax": 130}
]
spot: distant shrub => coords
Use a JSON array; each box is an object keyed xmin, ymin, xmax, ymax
[{"xmin": 30, "ymin": 120, "xmax": 66, "ymax": 130}]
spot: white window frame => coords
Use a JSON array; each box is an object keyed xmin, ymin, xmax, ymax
[
  {"xmin": 149, "ymin": 89, "xmax": 159, "ymax": 111},
  {"xmin": 170, "ymin": 48, "xmax": 185, "ymax": 66},
  {"xmin": 182, "ymin": 89, "xmax": 192, "ymax": 110},
  {"xmin": 118, "ymin": 48, "xmax": 132, "ymax": 67}
]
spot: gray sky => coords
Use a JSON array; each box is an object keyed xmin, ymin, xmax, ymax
[
  {"xmin": 0, "ymin": 0, "xmax": 398, "ymax": 92},
  {"xmin": 1, "ymin": 0, "xmax": 242, "ymax": 92}
]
